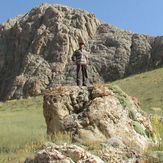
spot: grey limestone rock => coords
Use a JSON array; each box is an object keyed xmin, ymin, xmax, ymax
[{"xmin": 0, "ymin": 3, "xmax": 163, "ymax": 100}]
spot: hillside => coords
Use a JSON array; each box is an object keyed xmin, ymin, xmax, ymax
[
  {"xmin": 112, "ymin": 67, "xmax": 163, "ymax": 116},
  {"xmin": 0, "ymin": 3, "xmax": 163, "ymax": 100}
]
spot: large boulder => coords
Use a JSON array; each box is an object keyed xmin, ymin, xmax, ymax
[{"xmin": 43, "ymin": 84, "xmax": 153, "ymax": 152}]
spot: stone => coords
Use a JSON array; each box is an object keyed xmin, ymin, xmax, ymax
[{"xmin": 24, "ymin": 144, "xmax": 104, "ymax": 163}]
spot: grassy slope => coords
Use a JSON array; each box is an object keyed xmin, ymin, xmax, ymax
[
  {"xmin": 112, "ymin": 67, "xmax": 163, "ymax": 115},
  {"xmin": 0, "ymin": 96, "xmax": 46, "ymax": 163}
]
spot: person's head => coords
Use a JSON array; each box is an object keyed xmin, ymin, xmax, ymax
[{"xmin": 79, "ymin": 42, "xmax": 85, "ymax": 49}]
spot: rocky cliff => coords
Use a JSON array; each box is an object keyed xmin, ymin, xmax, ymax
[{"xmin": 0, "ymin": 3, "xmax": 163, "ymax": 100}]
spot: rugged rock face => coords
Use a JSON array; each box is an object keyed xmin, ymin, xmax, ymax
[
  {"xmin": 0, "ymin": 3, "xmax": 163, "ymax": 100},
  {"xmin": 43, "ymin": 84, "xmax": 153, "ymax": 159},
  {"xmin": 0, "ymin": 3, "xmax": 101, "ymax": 100}
]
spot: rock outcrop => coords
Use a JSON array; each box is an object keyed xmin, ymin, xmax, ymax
[
  {"xmin": 43, "ymin": 84, "xmax": 154, "ymax": 162},
  {"xmin": 0, "ymin": 3, "xmax": 163, "ymax": 100},
  {"xmin": 23, "ymin": 84, "xmax": 156, "ymax": 162}
]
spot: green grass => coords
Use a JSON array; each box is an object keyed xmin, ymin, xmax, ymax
[
  {"xmin": 145, "ymin": 114, "xmax": 163, "ymax": 161},
  {"xmin": 0, "ymin": 96, "xmax": 46, "ymax": 163},
  {"xmin": 112, "ymin": 67, "xmax": 163, "ymax": 115},
  {"xmin": 151, "ymin": 115, "xmax": 163, "ymax": 149}
]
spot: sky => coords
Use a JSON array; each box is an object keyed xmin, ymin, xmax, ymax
[{"xmin": 0, "ymin": 0, "xmax": 163, "ymax": 36}]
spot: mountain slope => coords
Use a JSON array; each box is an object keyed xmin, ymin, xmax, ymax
[
  {"xmin": 0, "ymin": 3, "xmax": 163, "ymax": 100},
  {"xmin": 112, "ymin": 67, "xmax": 163, "ymax": 115}
]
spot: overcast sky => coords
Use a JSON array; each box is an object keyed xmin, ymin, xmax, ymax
[{"xmin": 0, "ymin": 0, "xmax": 163, "ymax": 36}]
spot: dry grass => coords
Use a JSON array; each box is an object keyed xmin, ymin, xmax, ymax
[{"xmin": 50, "ymin": 131, "xmax": 73, "ymax": 145}]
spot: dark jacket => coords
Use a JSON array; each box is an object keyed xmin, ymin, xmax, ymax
[{"xmin": 72, "ymin": 49, "xmax": 89, "ymax": 65}]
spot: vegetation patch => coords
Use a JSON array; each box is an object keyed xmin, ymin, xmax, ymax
[
  {"xmin": 132, "ymin": 121, "xmax": 146, "ymax": 136},
  {"xmin": 110, "ymin": 84, "xmax": 133, "ymax": 110}
]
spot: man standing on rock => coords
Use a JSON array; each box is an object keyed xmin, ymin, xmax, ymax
[
  {"xmin": 71, "ymin": 42, "xmax": 89, "ymax": 87},
  {"xmin": 0, "ymin": 25, "xmax": 4, "ymax": 32},
  {"xmin": 0, "ymin": 25, "xmax": 4, "ymax": 38}
]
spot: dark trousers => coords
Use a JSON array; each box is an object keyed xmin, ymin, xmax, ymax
[{"xmin": 76, "ymin": 64, "xmax": 88, "ymax": 86}]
